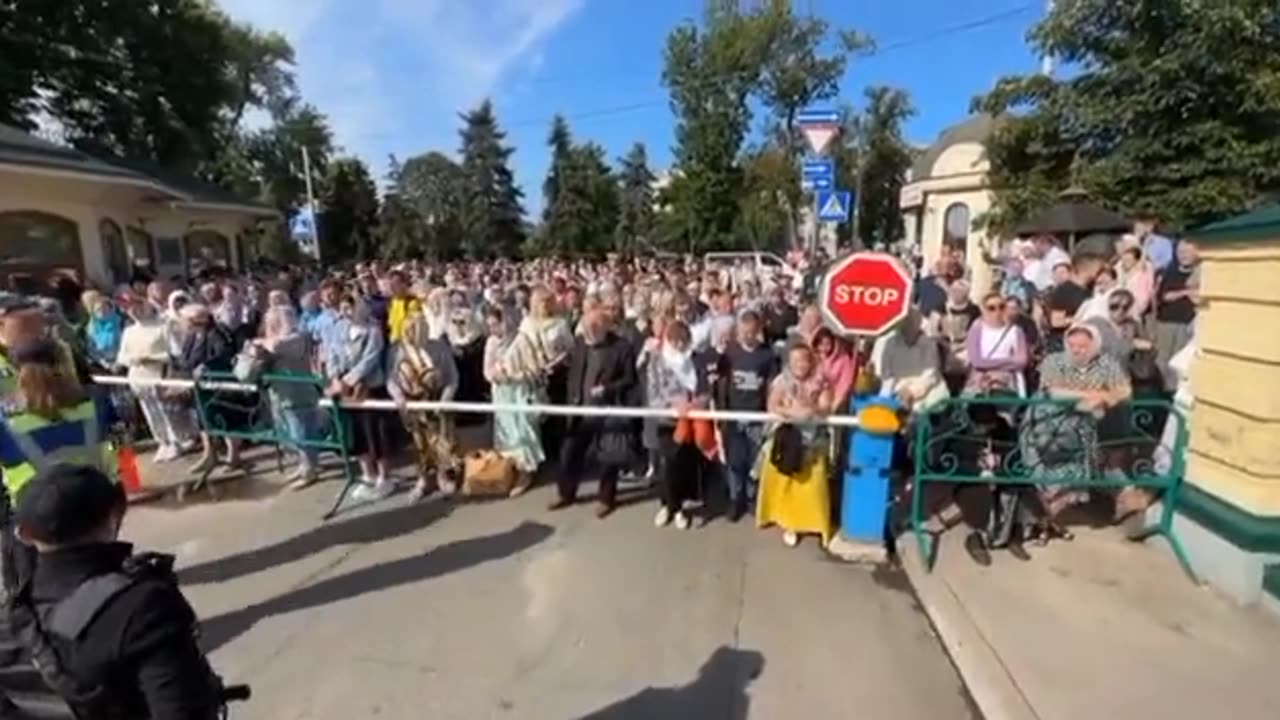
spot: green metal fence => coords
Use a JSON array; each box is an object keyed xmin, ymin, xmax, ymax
[
  {"xmin": 909, "ymin": 394, "xmax": 1194, "ymax": 580},
  {"xmin": 191, "ymin": 370, "xmax": 356, "ymax": 518}
]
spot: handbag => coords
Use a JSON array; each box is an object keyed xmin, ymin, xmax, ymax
[{"xmin": 462, "ymin": 450, "xmax": 517, "ymax": 496}]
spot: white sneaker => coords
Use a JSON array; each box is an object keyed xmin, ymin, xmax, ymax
[
  {"xmin": 654, "ymin": 507, "xmax": 671, "ymax": 527},
  {"xmin": 363, "ymin": 480, "xmax": 396, "ymax": 501},
  {"xmin": 438, "ymin": 479, "xmax": 458, "ymax": 496},
  {"xmin": 153, "ymin": 445, "xmax": 176, "ymax": 462},
  {"xmin": 674, "ymin": 512, "xmax": 691, "ymax": 530},
  {"xmin": 782, "ymin": 530, "xmax": 799, "ymax": 547}
]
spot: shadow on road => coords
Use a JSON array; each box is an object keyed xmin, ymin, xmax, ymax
[
  {"xmin": 574, "ymin": 646, "xmax": 765, "ymax": 720},
  {"xmin": 199, "ymin": 521, "xmax": 554, "ymax": 653},
  {"xmin": 177, "ymin": 500, "xmax": 453, "ymax": 586}
]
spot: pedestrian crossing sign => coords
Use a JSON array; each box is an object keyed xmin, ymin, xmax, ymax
[{"xmin": 816, "ymin": 190, "xmax": 852, "ymax": 223}]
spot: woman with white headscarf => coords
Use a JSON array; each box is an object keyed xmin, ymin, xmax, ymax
[
  {"xmin": 117, "ymin": 296, "xmax": 187, "ymax": 461},
  {"xmin": 1020, "ymin": 322, "xmax": 1132, "ymax": 542},
  {"xmin": 252, "ymin": 305, "xmax": 322, "ymax": 489}
]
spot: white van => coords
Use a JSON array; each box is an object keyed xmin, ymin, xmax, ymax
[{"xmin": 702, "ymin": 251, "xmax": 789, "ymax": 274}]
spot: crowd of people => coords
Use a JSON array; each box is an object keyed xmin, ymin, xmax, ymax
[{"xmin": 1, "ymin": 222, "xmax": 1200, "ymax": 565}]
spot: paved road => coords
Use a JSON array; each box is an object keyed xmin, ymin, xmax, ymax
[{"xmin": 125, "ymin": 456, "xmax": 977, "ymax": 720}]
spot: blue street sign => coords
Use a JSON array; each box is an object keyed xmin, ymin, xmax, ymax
[
  {"xmin": 289, "ymin": 208, "xmax": 315, "ymax": 242},
  {"xmin": 816, "ymin": 190, "xmax": 853, "ymax": 223},
  {"xmin": 796, "ymin": 109, "xmax": 840, "ymax": 125},
  {"xmin": 803, "ymin": 176, "xmax": 833, "ymax": 191},
  {"xmin": 801, "ymin": 158, "xmax": 834, "ymax": 190},
  {"xmin": 802, "ymin": 158, "xmax": 834, "ymax": 179}
]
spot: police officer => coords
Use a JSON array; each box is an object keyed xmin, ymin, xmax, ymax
[
  {"xmin": 11, "ymin": 463, "xmax": 238, "ymax": 719},
  {"xmin": 0, "ymin": 337, "xmax": 119, "ymax": 717},
  {"xmin": 0, "ymin": 297, "xmax": 57, "ymax": 717}
]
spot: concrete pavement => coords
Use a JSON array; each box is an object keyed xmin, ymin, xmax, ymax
[
  {"xmin": 125, "ymin": 465, "xmax": 975, "ymax": 720},
  {"xmin": 902, "ymin": 525, "xmax": 1280, "ymax": 720}
]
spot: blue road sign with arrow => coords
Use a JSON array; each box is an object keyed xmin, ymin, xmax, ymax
[
  {"xmin": 816, "ymin": 190, "xmax": 853, "ymax": 223},
  {"xmin": 801, "ymin": 158, "xmax": 834, "ymax": 190}
]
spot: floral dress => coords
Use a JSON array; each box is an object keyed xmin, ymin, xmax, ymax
[{"xmin": 1019, "ymin": 350, "xmax": 1128, "ymax": 516}]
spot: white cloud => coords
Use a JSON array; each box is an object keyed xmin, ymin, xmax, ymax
[{"xmin": 217, "ymin": 0, "xmax": 586, "ymax": 170}]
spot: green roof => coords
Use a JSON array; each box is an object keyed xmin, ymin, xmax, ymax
[
  {"xmin": 1192, "ymin": 204, "xmax": 1280, "ymax": 244},
  {"xmin": 0, "ymin": 123, "xmax": 273, "ymax": 216}
]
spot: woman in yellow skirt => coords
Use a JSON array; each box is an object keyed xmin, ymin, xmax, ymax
[{"xmin": 757, "ymin": 342, "xmax": 834, "ymax": 548}]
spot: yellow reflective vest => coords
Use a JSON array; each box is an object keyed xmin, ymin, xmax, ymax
[{"xmin": 0, "ymin": 397, "xmax": 117, "ymax": 499}]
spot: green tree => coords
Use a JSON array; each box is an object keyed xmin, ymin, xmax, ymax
[
  {"xmin": 976, "ymin": 0, "xmax": 1280, "ymax": 232},
  {"xmin": 1, "ymin": 0, "xmax": 243, "ymax": 171},
  {"xmin": 615, "ymin": 142, "xmax": 657, "ymax": 256},
  {"xmin": 398, "ymin": 151, "xmax": 466, "ymax": 259},
  {"xmin": 318, "ymin": 157, "xmax": 379, "ymax": 263},
  {"xmin": 539, "ymin": 114, "xmax": 620, "ymax": 257},
  {"xmin": 661, "ymin": 3, "xmax": 768, "ymax": 252},
  {"xmin": 542, "ymin": 114, "xmax": 574, "ymax": 227},
  {"xmin": 736, "ymin": 146, "xmax": 791, "ymax": 251},
  {"xmin": 854, "ymin": 86, "xmax": 914, "ymax": 249},
  {"xmin": 458, "ymin": 99, "xmax": 525, "ymax": 259}
]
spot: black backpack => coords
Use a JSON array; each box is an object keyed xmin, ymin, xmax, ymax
[{"xmin": 9, "ymin": 553, "xmax": 222, "ymax": 720}]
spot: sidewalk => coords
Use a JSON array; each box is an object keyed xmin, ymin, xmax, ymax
[{"xmin": 902, "ymin": 526, "xmax": 1280, "ymax": 720}]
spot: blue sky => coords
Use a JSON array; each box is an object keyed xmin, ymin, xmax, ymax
[{"xmin": 220, "ymin": 0, "xmax": 1043, "ymax": 211}]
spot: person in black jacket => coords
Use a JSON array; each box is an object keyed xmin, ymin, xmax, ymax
[
  {"xmin": 10, "ymin": 463, "xmax": 238, "ymax": 719},
  {"xmin": 548, "ymin": 307, "xmax": 637, "ymax": 518}
]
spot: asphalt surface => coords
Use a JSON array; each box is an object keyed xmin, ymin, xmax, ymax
[{"xmin": 116, "ymin": 422, "xmax": 976, "ymax": 720}]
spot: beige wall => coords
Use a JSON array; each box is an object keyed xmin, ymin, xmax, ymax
[
  {"xmin": 900, "ymin": 140, "xmax": 998, "ymax": 297},
  {"xmin": 1, "ymin": 169, "xmax": 256, "ymax": 287},
  {"xmin": 1185, "ymin": 240, "xmax": 1280, "ymax": 516}
]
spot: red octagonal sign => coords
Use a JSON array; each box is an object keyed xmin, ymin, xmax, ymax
[{"xmin": 818, "ymin": 252, "xmax": 914, "ymax": 337}]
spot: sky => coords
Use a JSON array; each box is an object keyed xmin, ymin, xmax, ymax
[{"xmin": 217, "ymin": 0, "xmax": 1044, "ymax": 211}]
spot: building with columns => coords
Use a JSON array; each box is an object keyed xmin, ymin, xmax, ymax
[{"xmin": 1, "ymin": 123, "xmax": 275, "ymax": 293}]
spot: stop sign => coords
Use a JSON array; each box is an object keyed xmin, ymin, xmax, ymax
[{"xmin": 818, "ymin": 252, "xmax": 914, "ymax": 336}]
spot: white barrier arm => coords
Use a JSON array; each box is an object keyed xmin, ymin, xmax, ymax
[{"xmin": 91, "ymin": 375, "xmax": 863, "ymax": 428}]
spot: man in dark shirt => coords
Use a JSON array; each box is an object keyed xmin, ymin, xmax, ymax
[
  {"xmin": 551, "ymin": 308, "xmax": 637, "ymax": 518},
  {"xmin": 719, "ymin": 311, "xmax": 777, "ymax": 521},
  {"xmin": 914, "ymin": 259, "xmax": 949, "ymax": 319},
  {"xmin": 12, "ymin": 464, "xmax": 230, "ymax": 719},
  {"xmin": 1044, "ymin": 253, "xmax": 1103, "ymax": 351},
  {"xmin": 760, "ymin": 287, "xmax": 798, "ymax": 347},
  {"xmin": 1153, "ymin": 238, "xmax": 1201, "ymax": 392}
]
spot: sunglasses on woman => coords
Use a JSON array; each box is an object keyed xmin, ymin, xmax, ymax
[{"xmin": 1109, "ymin": 303, "xmax": 1131, "ymax": 313}]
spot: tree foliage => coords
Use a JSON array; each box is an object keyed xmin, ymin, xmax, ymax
[
  {"xmin": 458, "ymin": 100, "xmax": 525, "ymax": 259},
  {"xmin": 397, "ymin": 151, "xmax": 466, "ymax": 259},
  {"xmin": 614, "ymin": 143, "xmax": 657, "ymax": 256},
  {"xmin": 319, "ymin": 157, "xmax": 379, "ymax": 264},
  {"xmin": 976, "ymin": 0, "xmax": 1280, "ymax": 232},
  {"xmin": 538, "ymin": 116, "xmax": 620, "ymax": 257},
  {"xmin": 855, "ymin": 86, "xmax": 915, "ymax": 249}
]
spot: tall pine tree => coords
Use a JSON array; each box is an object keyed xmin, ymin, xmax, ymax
[
  {"xmin": 615, "ymin": 142, "xmax": 657, "ymax": 256},
  {"xmin": 458, "ymin": 99, "xmax": 525, "ymax": 259}
]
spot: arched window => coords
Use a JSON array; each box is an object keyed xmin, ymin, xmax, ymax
[
  {"xmin": 0, "ymin": 211, "xmax": 83, "ymax": 288},
  {"xmin": 184, "ymin": 230, "xmax": 231, "ymax": 276},
  {"xmin": 100, "ymin": 219, "xmax": 128, "ymax": 284},
  {"xmin": 126, "ymin": 226, "xmax": 155, "ymax": 276},
  {"xmin": 943, "ymin": 202, "xmax": 970, "ymax": 250}
]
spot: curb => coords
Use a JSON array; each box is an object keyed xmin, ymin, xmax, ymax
[{"xmin": 899, "ymin": 544, "xmax": 1040, "ymax": 720}]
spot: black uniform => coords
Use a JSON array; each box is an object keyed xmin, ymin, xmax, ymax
[
  {"xmin": 16, "ymin": 544, "xmax": 224, "ymax": 719},
  {"xmin": 8, "ymin": 464, "xmax": 240, "ymax": 720}
]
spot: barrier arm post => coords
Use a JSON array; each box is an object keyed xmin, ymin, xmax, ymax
[{"xmin": 828, "ymin": 394, "xmax": 901, "ymax": 563}]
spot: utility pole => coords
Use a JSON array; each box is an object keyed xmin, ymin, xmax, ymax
[
  {"xmin": 1041, "ymin": 0, "xmax": 1056, "ymax": 76},
  {"xmin": 300, "ymin": 146, "xmax": 323, "ymax": 266}
]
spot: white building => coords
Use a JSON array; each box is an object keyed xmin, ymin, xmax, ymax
[{"xmin": 899, "ymin": 114, "xmax": 999, "ymax": 292}]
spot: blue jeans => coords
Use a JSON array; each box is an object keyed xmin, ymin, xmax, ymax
[
  {"xmin": 723, "ymin": 423, "xmax": 764, "ymax": 505},
  {"xmin": 276, "ymin": 405, "xmax": 321, "ymax": 470}
]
